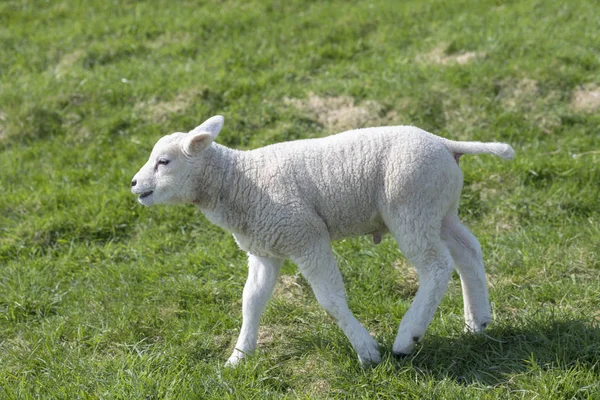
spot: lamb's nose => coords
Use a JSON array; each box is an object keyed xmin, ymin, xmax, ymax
[{"xmin": 131, "ymin": 179, "xmax": 137, "ymax": 187}]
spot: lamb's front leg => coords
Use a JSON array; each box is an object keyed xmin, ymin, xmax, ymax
[{"xmin": 226, "ymin": 254, "xmax": 283, "ymax": 366}]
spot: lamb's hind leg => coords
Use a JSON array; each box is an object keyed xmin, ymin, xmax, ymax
[
  {"xmin": 392, "ymin": 231, "xmax": 455, "ymax": 356},
  {"xmin": 442, "ymin": 215, "xmax": 491, "ymax": 332},
  {"xmin": 291, "ymin": 241, "xmax": 381, "ymax": 365},
  {"xmin": 226, "ymin": 254, "xmax": 283, "ymax": 366}
]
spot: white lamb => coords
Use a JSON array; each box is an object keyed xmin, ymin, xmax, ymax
[{"xmin": 131, "ymin": 115, "xmax": 515, "ymax": 366}]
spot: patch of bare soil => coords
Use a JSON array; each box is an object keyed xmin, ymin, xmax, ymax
[
  {"xmin": 571, "ymin": 83, "xmax": 600, "ymax": 112},
  {"xmin": 416, "ymin": 44, "xmax": 483, "ymax": 66},
  {"xmin": 284, "ymin": 93, "xmax": 396, "ymax": 131}
]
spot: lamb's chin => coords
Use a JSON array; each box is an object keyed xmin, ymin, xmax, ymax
[{"xmin": 137, "ymin": 192, "xmax": 154, "ymax": 206}]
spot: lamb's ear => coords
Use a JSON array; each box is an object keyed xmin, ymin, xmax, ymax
[
  {"xmin": 189, "ymin": 115, "xmax": 224, "ymax": 138},
  {"xmin": 182, "ymin": 132, "xmax": 213, "ymax": 157},
  {"xmin": 183, "ymin": 115, "xmax": 224, "ymax": 156}
]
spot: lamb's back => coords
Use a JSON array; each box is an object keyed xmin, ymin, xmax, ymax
[{"xmin": 248, "ymin": 126, "xmax": 455, "ymax": 240}]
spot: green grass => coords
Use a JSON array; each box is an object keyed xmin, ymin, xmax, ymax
[{"xmin": 1, "ymin": 0, "xmax": 599, "ymax": 398}]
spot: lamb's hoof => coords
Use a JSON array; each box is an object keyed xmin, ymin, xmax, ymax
[
  {"xmin": 225, "ymin": 352, "xmax": 245, "ymax": 367},
  {"xmin": 465, "ymin": 315, "xmax": 492, "ymax": 334},
  {"xmin": 357, "ymin": 351, "xmax": 382, "ymax": 366},
  {"xmin": 392, "ymin": 333, "xmax": 419, "ymax": 356},
  {"xmin": 224, "ymin": 358, "xmax": 240, "ymax": 368},
  {"xmin": 356, "ymin": 337, "xmax": 381, "ymax": 366},
  {"xmin": 466, "ymin": 318, "xmax": 492, "ymax": 334},
  {"xmin": 359, "ymin": 356, "xmax": 381, "ymax": 367}
]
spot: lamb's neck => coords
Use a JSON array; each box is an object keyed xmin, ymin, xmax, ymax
[
  {"xmin": 189, "ymin": 143, "xmax": 243, "ymax": 211},
  {"xmin": 192, "ymin": 144, "xmax": 265, "ymax": 234}
]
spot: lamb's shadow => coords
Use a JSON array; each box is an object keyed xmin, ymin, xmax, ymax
[
  {"xmin": 283, "ymin": 318, "xmax": 600, "ymax": 385},
  {"xmin": 389, "ymin": 319, "xmax": 600, "ymax": 385}
]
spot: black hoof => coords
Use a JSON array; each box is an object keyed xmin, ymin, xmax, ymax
[{"xmin": 392, "ymin": 351, "xmax": 410, "ymax": 359}]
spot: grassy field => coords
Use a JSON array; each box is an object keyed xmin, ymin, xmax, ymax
[{"xmin": 1, "ymin": 0, "xmax": 599, "ymax": 398}]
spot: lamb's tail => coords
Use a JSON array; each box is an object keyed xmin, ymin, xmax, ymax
[{"xmin": 443, "ymin": 139, "xmax": 516, "ymax": 161}]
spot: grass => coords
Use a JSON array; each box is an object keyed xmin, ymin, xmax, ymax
[{"xmin": 1, "ymin": 0, "xmax": 599, "ymax": 398}]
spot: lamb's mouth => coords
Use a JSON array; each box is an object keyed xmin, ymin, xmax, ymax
[{"xmin": 139, "ymin": 191, "xmax": 153, "ymax": 199}]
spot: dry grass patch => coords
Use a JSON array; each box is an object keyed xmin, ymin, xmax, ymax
[
  {"xmin": 497, "ymin": 78, "xmax": 540, "ymax": 110},
  {"xmin": 417, "ymin": 43, "xmax": 483, "ymax": 66},
  {"xmin": 284, "ymin": 93, "xmax": 396, "ymax": 132},
  {"xmin": 0, "ymin": 111, "xmax": 6, "ymax": 140},
  {"xmin": 496, "ymin": 78, "xmax": 562, "ymax": 132},
  {"xmin": 274, "ymin": 274, "xmax": 309, "ymax": 302},
  {"xmin": 136, "ymin": 90, "xmax": 197, "ymax": 123},
  {"xmin": 487, "ymin": 273, "xmax": 521, "ymax": 290},
  {"xmin": 469, "ymin": 181, "xmax": 506, "ymax": 203},
  {"xmin": 212, "ymin": 333, "xmax": 233, "ymax": 351},
  {"xmin": 288, "ymin": 354, "xmax": 332, "ymax": 396},
  {"xmin": 147, "ymin": 32, "xmax": 191, "ymax": 50},
  {"xmin": 442, "ymin": 101, "xmax": 484, "ymax": 138},
  {"xmin": 493, "ymin": 216, "xmax": 519, "ymax": 233},
  {"xmin": 157, "ymin": 304, "xmax": 183, "ymax": 319},
  {"xmin": 392, "ymin": 258, "xmax": 420, "ymax": 298},
  {"xmin": 257, "ymin": 324, "xmax": 288, "ymax": 347},
  {"xmin": 54, "ymin": 50, "xmax": 85, "ymax": 77},
  {"xmin": 571, "ymin": 83, "xmax": 600, "ymax": 112}
]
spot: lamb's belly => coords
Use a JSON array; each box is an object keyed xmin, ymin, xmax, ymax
[
  {"xmin": 327, "ymin": 212, "xmax": 386, "ymax": 241},
  {"xmin": 232, "ymin": 233, "xmax": 286, "ymax": 259}
]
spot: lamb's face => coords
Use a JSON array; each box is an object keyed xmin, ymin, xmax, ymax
[
  {"xmin": 131, "ymin": 133, "xmax": 190, "ymax": 206},
  {"xmin": 131, "ymin": 115, "xmax": 224, "ymax": 206}
]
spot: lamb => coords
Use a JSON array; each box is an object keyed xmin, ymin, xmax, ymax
[{"xmin": 131, "ymin": 115, "xmax": 515, "ymax": 366}]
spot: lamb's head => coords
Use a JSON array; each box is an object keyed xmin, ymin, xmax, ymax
[{"xmin": 131, "ymin": 115, "xmax": 224, "ymax": 206}]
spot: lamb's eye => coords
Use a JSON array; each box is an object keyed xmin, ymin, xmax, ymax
[{"xmin": 158, "ymin": 158, "xmax": 170, "ymax": 166}]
